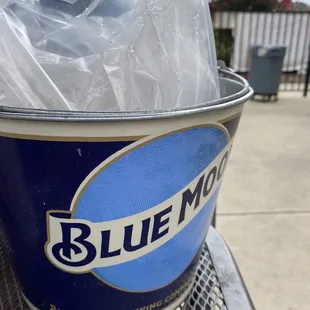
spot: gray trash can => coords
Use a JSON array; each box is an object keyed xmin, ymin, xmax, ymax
[{"xmin": 249, "ymin": 45, "xmax": 286, "ymax": 101}]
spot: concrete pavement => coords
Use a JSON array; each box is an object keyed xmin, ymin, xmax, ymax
[{"xmin": 217, "ymin": 95, "xmax": 310, "ymax": 310}]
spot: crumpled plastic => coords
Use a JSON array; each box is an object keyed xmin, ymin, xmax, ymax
[{"xmin": 0, "ymin": 0, "xmax": 219, "ymax": 111}]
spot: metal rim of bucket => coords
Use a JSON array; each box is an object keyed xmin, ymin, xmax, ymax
[{"xmin": 0, "ymin": 69, "xmax": 253, "ymax": 122}]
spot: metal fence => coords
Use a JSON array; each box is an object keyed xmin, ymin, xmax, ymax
[{"xmin": 212, "ymin": 11, "xmax": 310, "ymax": 94}]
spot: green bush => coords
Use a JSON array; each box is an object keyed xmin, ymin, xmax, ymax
[{"xmin": 214, "ymin": 29, "xmax": 234, "ymax": 66}]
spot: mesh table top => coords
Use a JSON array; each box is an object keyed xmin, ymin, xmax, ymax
[
  {"xmin": 0, "ymin": 241, "xmax": 226, "ymax": 310},
  {"xmin": 186, "ymin": 245, "xmax": 227, "ymax": 310}
]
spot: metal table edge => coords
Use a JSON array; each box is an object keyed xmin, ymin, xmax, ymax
[{"xmin": 206, "ymin": 227, "xmax": 256, "ymax": 310}]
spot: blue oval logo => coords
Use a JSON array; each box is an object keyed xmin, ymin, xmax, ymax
[{"xmin": 73, "ymin": 126, "xmax": 229, "ymax": 291}]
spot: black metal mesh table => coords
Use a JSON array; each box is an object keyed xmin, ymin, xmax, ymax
[{"xmin": 0, "ymin": 227, "xmax": 254, "ymax": 310}]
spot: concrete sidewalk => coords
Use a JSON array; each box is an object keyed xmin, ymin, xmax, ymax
[{"xmin": 217, "ymin": 95, "xmax": 310, "ymax": 310}]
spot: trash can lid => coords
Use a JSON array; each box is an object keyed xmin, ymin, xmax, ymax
[{"xmin": 252, "ymin": 45, "xmax": 286, "ymax": 57}]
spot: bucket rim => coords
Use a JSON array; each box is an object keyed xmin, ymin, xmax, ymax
[{"xmin": 0, "ymin": 69, "xmax": 253, "ymax": 122}]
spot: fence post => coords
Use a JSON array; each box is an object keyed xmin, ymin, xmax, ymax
[{"xmin": 304, "ymin": 46, "xmax": 310, "ymax": 97}]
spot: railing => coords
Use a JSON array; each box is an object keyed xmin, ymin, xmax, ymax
[{"xmin": 212, "ymin": 11, "xmax": 310, "ymax": 93}]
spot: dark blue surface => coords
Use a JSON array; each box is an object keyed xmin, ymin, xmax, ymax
[
  {"xmin": 0, "ymin": 137, "xmax": 202, "ymax": 310},
  {"xmin": 0, "ymin": 118, "xmax": 240, "ymax": 310}
]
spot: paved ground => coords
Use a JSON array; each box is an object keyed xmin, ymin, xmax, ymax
[{"xmin": 217, "ymin": 94, "xmax": 310, "ymax": 310}]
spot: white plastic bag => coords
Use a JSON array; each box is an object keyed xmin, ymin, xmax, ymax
[{"xmin": 0, "ymin": 0, "xmax": 219, "ymax": 111}]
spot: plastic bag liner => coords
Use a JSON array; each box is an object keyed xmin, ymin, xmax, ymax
[{"xmin": 0, "ymin": 0, "xmax": 219, "ymax": 111}]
